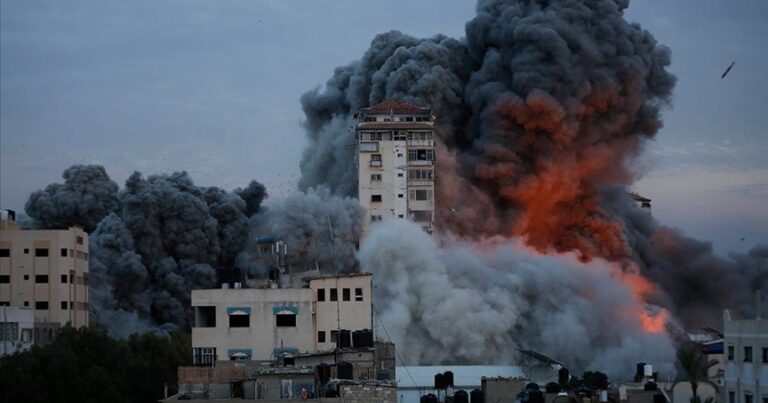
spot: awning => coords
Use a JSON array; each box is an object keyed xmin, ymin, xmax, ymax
[
  {"xmin": 228, "ymin": 348, "xmax": 252, "ymax": 358},
  {"xmin": 272, "ymin": 305, "xmax": 299, "ymax": 315},
  {"xmin": 227, "ymin": 307, "xmax": 251, "ymax": 315},
  {"xmin": 273, "ymin": 347, "xmax": 299, "ymax": 356}
]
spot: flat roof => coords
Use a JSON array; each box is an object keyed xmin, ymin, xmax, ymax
[{"xmin": 395, "ymin": 365, "xmax": 524, "ymax": 389}]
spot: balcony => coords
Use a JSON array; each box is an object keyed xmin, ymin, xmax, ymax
[{"xmin": 369, "ymin": 160, "xmax": 382, "ymax": 167}]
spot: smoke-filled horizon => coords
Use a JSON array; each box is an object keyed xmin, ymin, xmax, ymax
[{"xmin": 13, "ymin": 0, "xmax": 767, "ymax": 380}]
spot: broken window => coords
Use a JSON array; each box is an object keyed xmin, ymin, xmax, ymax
[
  {"xmin": 409, "ymin": 189, "xmax": 433, "ymax": 201},
  {"xmin": 229, "ymin": 314, "xmax": 249, "ymax": 328}
]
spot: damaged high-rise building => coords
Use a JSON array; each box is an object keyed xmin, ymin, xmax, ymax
[{"xmin": 356, "ymin": 102, "xmax": 436, "ymax": 239}]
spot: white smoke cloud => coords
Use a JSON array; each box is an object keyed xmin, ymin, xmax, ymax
[{"xmin": 360, "ymin": 219, "xmax": 676, "ymax": 380}]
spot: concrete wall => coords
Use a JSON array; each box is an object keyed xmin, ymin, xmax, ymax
[
  {"xmin": 310, "ymin": 274, "xmax": 373, "ymax": 352},
  {"xmin": 192, "ymin": 288, "xmax": 315, "ymax": 362},
  {"xmin": 0, "ymin": 221, "xmax": 89, "ymax": 328},
  {"xmin": 723, "ymin": 310, "xmax": 768, "ymax": 403},
  {"xmin": 339, "ymin": 383, "xmax": 397, "ymax": 403}
]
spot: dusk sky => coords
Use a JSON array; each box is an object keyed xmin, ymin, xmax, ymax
[{"xmin": 1, "ymin": 0, "xmax": 766, "ymax": 256}]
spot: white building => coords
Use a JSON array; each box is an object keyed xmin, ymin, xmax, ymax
[
  {"xmin": 723, "ymin": 309, "xmax": 768, "ymax": 403},
  {"xmin": 357, "ymin": 102, "xmax": 436, "ymax": 239},
  {"xmin": 0, "ymin": 306, "xmax": 34, "ymax": 356},
  {"xmin": 0, "ymin": 210, "xmax": 90, "ymax": 330},
  {"xmin": 191, "ymin": 273, "xmax": 373, "ymax": 365}
]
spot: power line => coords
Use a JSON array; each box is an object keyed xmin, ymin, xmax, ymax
[{"xmin": 373, "ymin": 306, "xmax": 418, "ymax": 389}]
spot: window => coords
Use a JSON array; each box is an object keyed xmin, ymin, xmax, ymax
[
  {"xmin": 745, "ymin": 394, "xmax": 753, "ymax": 403},
  {"xmin": 398, "ymin": 214, "xmax": 404, "ymax": 218},
  {"xmin": 330, "ymin": 330, "xmax": 338, "ymax": 343},
  {"xmin": 398, "ymin": 194, "xmax": 404, "ymax": 198},
  {"xmin": 411, "ymin": 210, "xmax": 433, "ymax": 222},
  {"xmin": 745, "ymin": 346, "xmax": 753, "ymax": 362},
  {"xmin": 318, "ymin": 331, "xmax": 326, "ymax": 343},
  {"xmin": 35, "ymin": 275, "xmax": 48, "ymax": 284},
  {"xmin": 371, "ymin": 194, "xmax": 382, "ymax": 202},
  {"xmin": 195, "ymin": 306, "xmax": 216, "ymax": 327},
  {"xmin": 398, "ymin": 173, "xmax": 404, "ymax": 177},
  {"xmin": 35, "ymin": 301, "xmax": 48, "ymax": 310},
  {"xmin": 371, "ymin": 174, "xmax": 382, "ymax": 181},
  {"xmin": 0, "ymin": 301, "xmax": 8, "ymax": 306},
  {"xmin": 229, "ymin": 314, "xmax": 250, "ymax": 328},
  {"xmin": 0, "ymin": 275, "xmax": 9, "ymax": 284},
  {"xmin": 330, "ymin": 288, "xmax": 338, "ymax": 302},
  {"xmin": 35, "ymin": 248, "xmax": 48, "ymax": 257},
  {"xmin": 355, "ymin": 288, "xmax": 363, "ymax": 301},
  {"xmin": 276, "ymin": 314, "xmax": 296, "ymax": 327},
  {"xmin": 69, "ymin": 249, "xmax": 74, "ymax": 257},
  {"xmin": 342, "ymin": 288, "xmax": 351, "ymax": 301},
  {"xmin": 728, "ymin": 392, "xmax": 735, "ymax": 403},
  {"xmin": 193, "ymin": 347, "xmax": 217, "ymax": 366},
  {"xmin": 60, "ymin": 248, "xmax": 67, "ymax": 257},
  {"xmin": 371, "ymin": 215, "xmax": 382, "ymax": 222},
  {"xmin": 407, "ymin": 148, "xmax": 434, "ymax": 161},
  {"xmin": 370, "ymin": 154, "xmax": 382, "ymax": 167},
  {"xmin": 23, "ymin": 248, "xmax": 29, "ymax": 254},
  {"xmin": 60, "ymin": 301, "xmax": 68, "ymax": 310},
  {"xmin": 727, "ymin": 346, "xmax": 735, "ymax": 360},
  {"xmin": 76, "ymin": 236, "xmax": 84, "ymax": 245},
  {"xmin": 359, "ymin": 142, "xmax": 379, "ymax": 152},
  {"xmin": 0, "ymin": 322, "xmax": 18, "ymax": 341},
  {"xmin": 23, "ymin": 301, "xmax": 29, "ymax": 307},
  {"xmin": 409, "ymin": 189, "xmax": 433, "ymax": 201},
  {"xmin": 317, "ymin": 288, "xmax": 326, "ymax": 302},
  {"xmin": 762, "ymin": 347, "xmax": 768, "ymax": 363},
  {"xmin": 23, "ymin": 274, "xmax": 29, "ymax": 281},
  {"xmin": 0, "ymin": 249, "xmax": 9, "ymax": 257},
  {"xmin": 61, "ymin": 274, "xmax": 68, "ymax": 284},
  {"xmin": 408, "ymin": 169, "xmax": 434, "ymax": 181}
]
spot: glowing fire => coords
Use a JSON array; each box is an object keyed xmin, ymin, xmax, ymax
[{"xmin": 640, "ymin": 309, "xmax": 670, "ymax": 333}]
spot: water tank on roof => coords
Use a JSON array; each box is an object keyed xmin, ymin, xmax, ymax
[
  {"xmin": 443, "ymin": 371, "xmax": 454, "ymax": 388},
  {"xmin": 470, "ymin": 389, "xmax": 484, "ymax": 403},
  {"xmin": 434, "ymin": 373, "xmax": 446, "ymax": 390},
  {"xmin": 454, "ymin": 390, "xmax": 469, "ymax": 403},
  {"xmin": 421, "ymin": 394, "xmax": 438, "ymax": 403},
  {"xmin": 337, "ymin": 329, "xmax": 351, "ymax": 349},
  {"xmin": 635, "ymin": 362, "xmax": 646, "ymax": 382},
  {"xmin": 337, "ymin": 362, "xmax": 353, "ymax": 380},
  {"xmin": 644, "ymin": 364, "xmax": 653, "ymax": 377}
]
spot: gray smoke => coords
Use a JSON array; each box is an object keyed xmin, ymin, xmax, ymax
[
  {"xmin": 362, "ymin": 219, "xmax": 676, "ymax": 380},
  {"xmin": 237, "ymin": 187, "xmax": 364, "ymax": 277},
  {"xmin": 25, "ymin": 165, "xmax": 119, "ymax": 232},
  {"xmin": 25, "ymin": 166, "xmax": 268, "ymax": 336}
]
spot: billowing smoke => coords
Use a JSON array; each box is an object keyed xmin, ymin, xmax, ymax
[
  {"xmin": 237, "ymin": 187, "xmax": 364, "ymax": 277},
  {"xmin": 25, "ymin": 165, "xmax": 119, "ymax": 232},
  {"xmin": 362, "ymin": 220, "xmax": 676, "ymax": 380},
  {"xmin": 298, "ymin": 0, "xmax": 767, "ymax": 376},
  {"xmin": 24, "ymin": 165, "xmax": 362, "ymax": 336}
]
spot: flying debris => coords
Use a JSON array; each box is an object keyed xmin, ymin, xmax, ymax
[{"xmin": 720, "ymin": 62, "xmax": 735, "ymax": 79}]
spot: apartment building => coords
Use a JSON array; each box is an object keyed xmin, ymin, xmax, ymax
[
  {"xmin": 0, "ymin": 210, "xmax": 90, "ymax": 329},
  {"xmin": 357, "ymin": 101, "xmax": 436, "ymax": 239},
  {"xmin": 723, "ymin": 309, "xmax": 768, "ymax": 403}
]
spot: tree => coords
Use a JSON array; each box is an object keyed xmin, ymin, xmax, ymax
[{"xmin": 676, "ymin": 342, "xmax": 716, "ymax": 399}]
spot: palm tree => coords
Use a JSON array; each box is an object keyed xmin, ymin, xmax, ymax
[{"xmin": 677, "ymin": 342, "xmax": 717, "ymax": 399}]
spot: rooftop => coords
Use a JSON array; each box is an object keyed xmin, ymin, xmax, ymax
[
  {"xmin": 366, "ymin": 101, "xmax": 428, "ymax": 114},
  {"xmin": 395, "ymin": 365, "xmax": 524, "ymax": 389}
]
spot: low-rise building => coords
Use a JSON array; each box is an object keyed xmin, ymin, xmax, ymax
[
  {"xmin": 190, "ymin": 273, "xmax": 373, "ymax": 365},
  {"xmin": 0, "ymin": 306, "xmax": 34, "ymax": 356}
]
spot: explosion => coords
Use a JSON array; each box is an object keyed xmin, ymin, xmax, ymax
[{"xmin": 20, "ymin": 0, "xmax": 767, "ymax": 380}]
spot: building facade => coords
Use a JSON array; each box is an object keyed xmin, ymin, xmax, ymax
[
  {"xmin": 0, "ymin": 306, "xmax": 34, "ymax": 356},
  {"xmin": 357, "ymin": 102, "xmax": 436, "ymax": 239},
  {"xmin": 190, "ymin": 273, "xmax": 373, "ymax": 365},
  {"xmin": 0, "ymin": 211, "xmax": 90, "ymax": 329},
  {"xmin": 723, "ymin": 309, "xmax": 768, "ymax": 403}
]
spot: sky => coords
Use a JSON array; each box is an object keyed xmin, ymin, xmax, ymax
[{"xmin": 1, "ymin": 0, "xmax": 766, "ymax": 256}]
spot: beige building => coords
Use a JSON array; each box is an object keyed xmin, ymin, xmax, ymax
[
  {"xmin": 0, "ymin": 210, "xmax": 90, "ymax": 329},
  {"xmin": 357, "ymin": 101, "xmax": 436, "ymax": 239},
  {"xmin": 191, "ymin": 273, "xmax": 373, "ymax": 365},
  {"xmin": 723, "ymin": 309, "xmax": 768, "ymax": 403}
]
